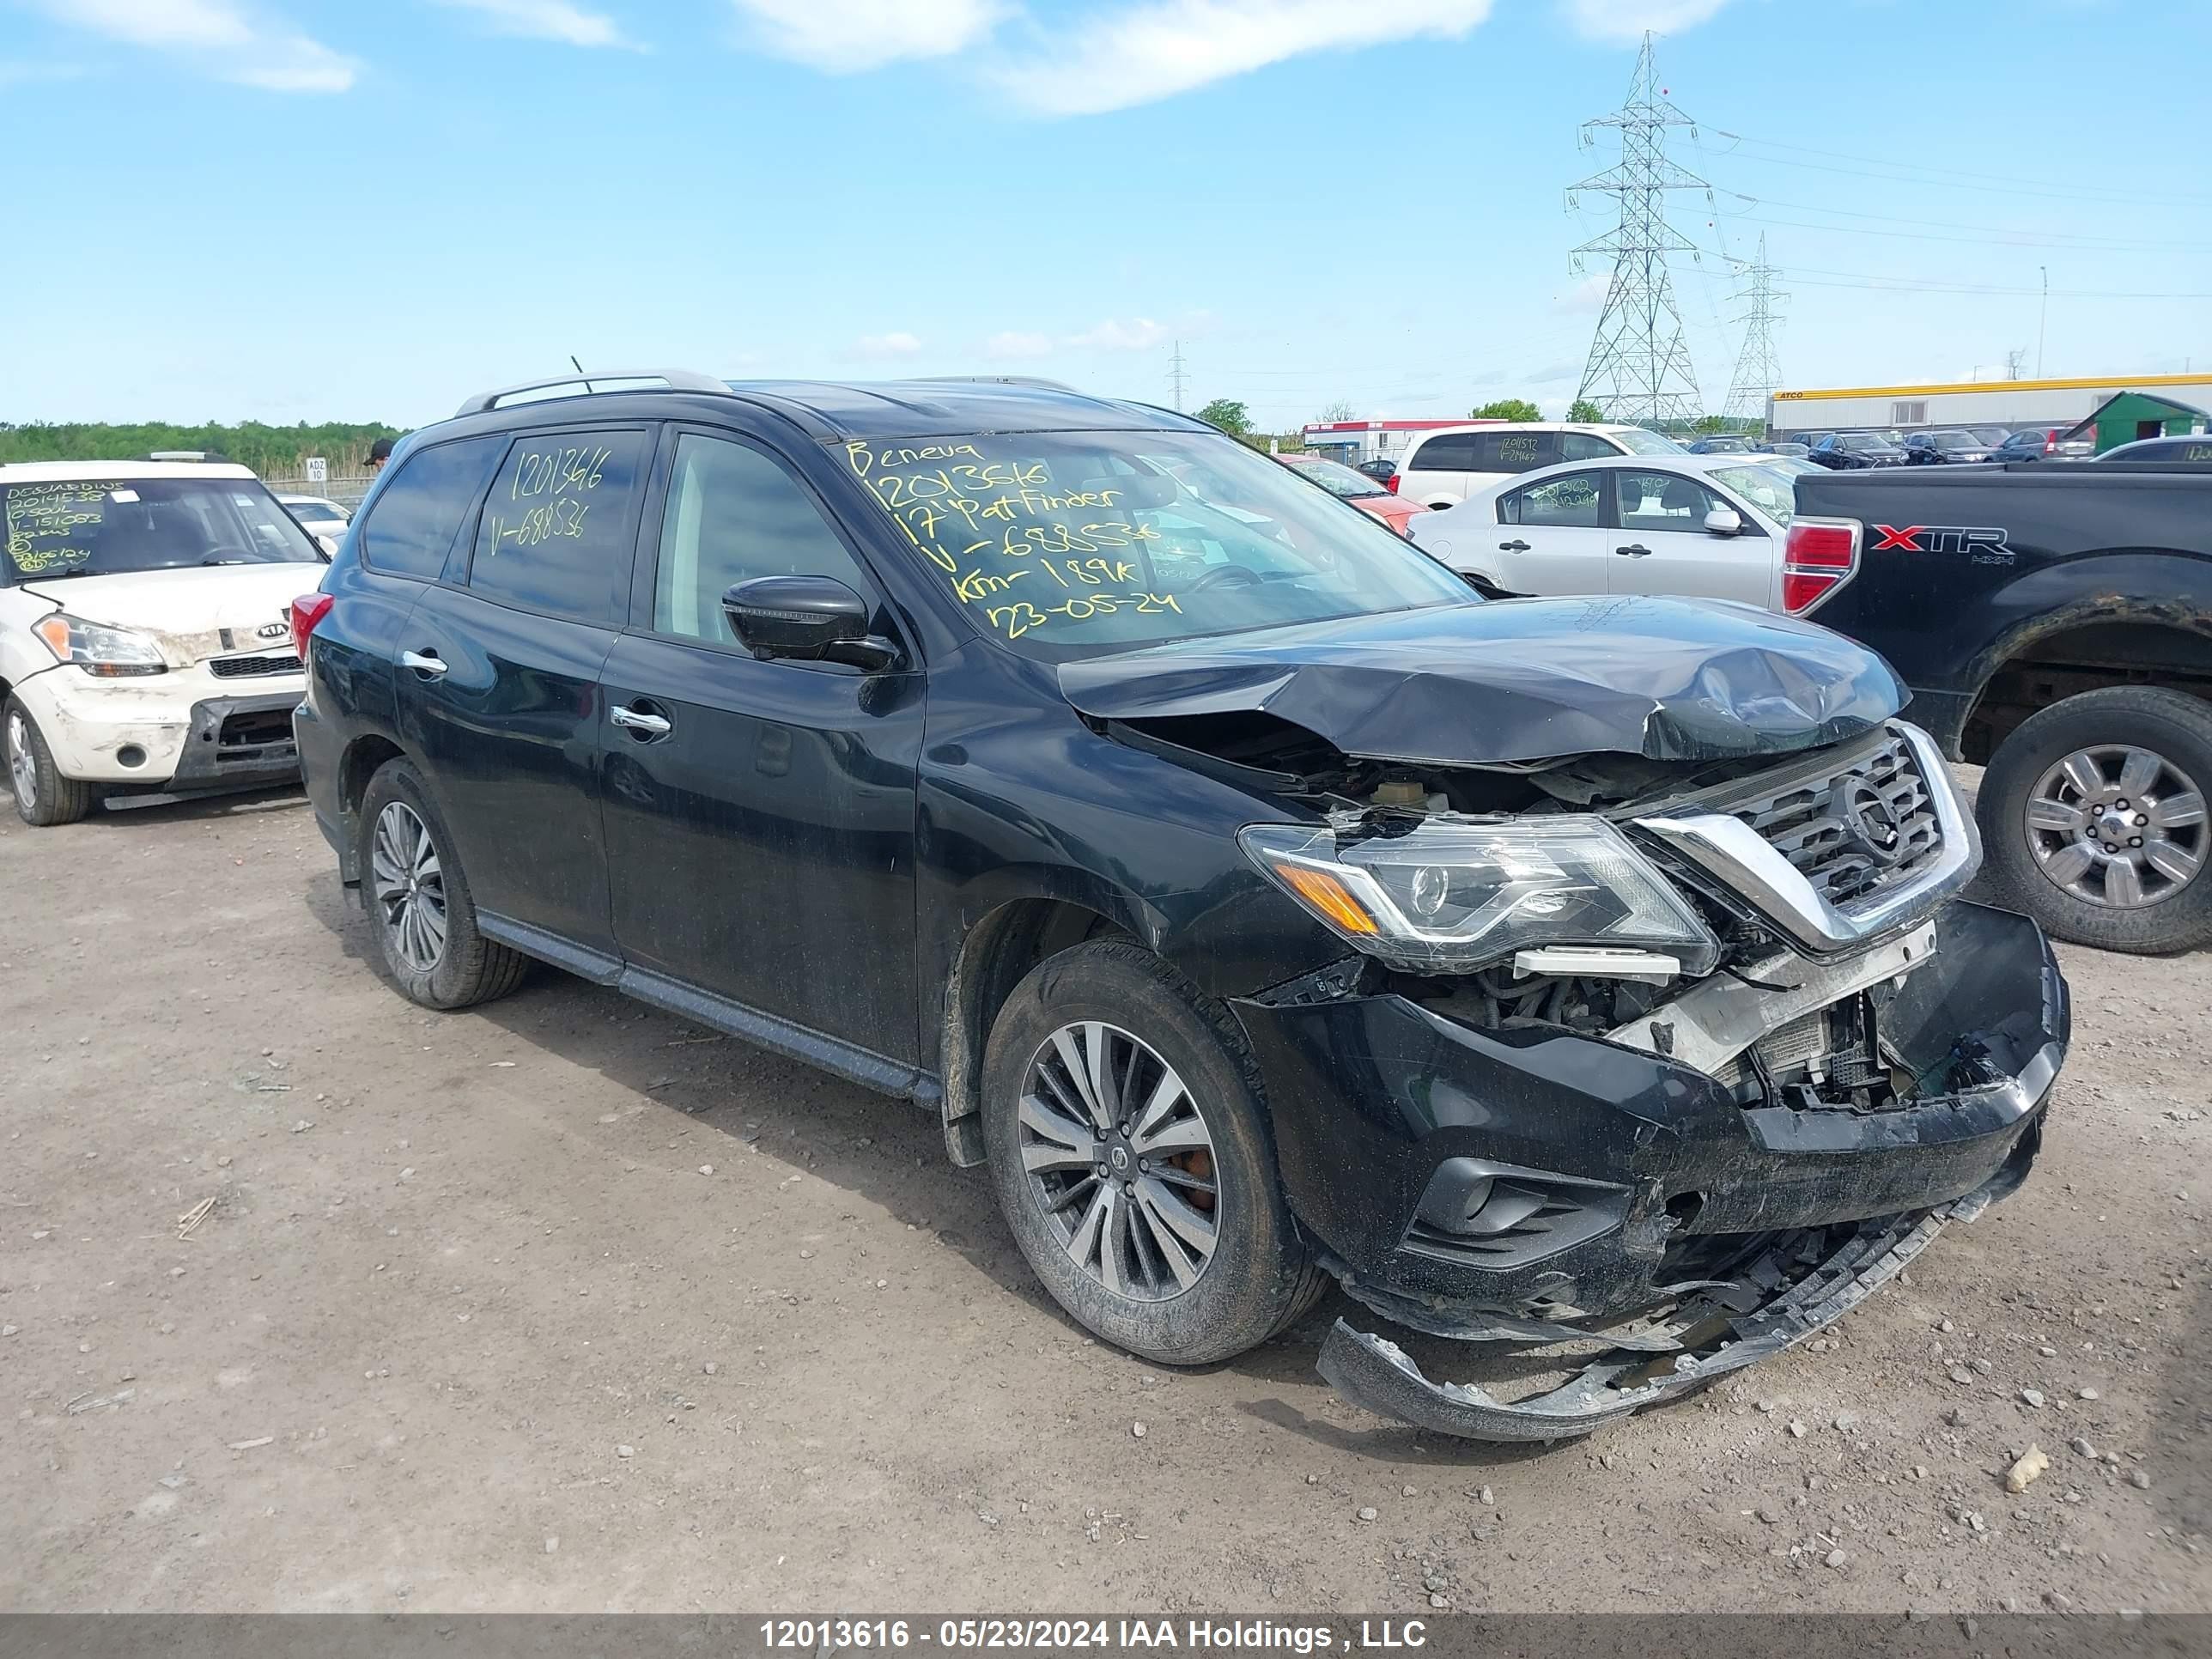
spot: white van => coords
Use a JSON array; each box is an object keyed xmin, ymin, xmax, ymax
[{"xmin": 1393, "ymin": 422, "xmax": 1686, "ymax": 508}]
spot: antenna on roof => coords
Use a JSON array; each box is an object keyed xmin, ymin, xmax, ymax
[{"xmin": 569, "ymin": 355, "xmax": 593, "ymax": 394}]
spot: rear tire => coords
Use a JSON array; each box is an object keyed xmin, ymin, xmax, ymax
[
  {"xmin": 5, "ymin": 697, "xmax": 94, "ymax": 827},
  {"xmin": 1978, "ymin": 686, "xmax": 2212, "ymax": 954},
  {"xmin": 980, "ymin": 941, "xmax": 1326, "ymax": 1365},
  {"xmin": 357, "ymin": 758, "xmax": 530, "ymax": 1009}
]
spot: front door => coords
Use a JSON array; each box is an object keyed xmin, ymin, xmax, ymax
[
  {"xmin": 1606, "ymin": 468, "xmax": 1773, "ymax": 606},
  {"xmin": 398, "ymin": 424, "xmax": 650, "ymax": 963},
  {"xmin": 599, "ymin": 428, "xmax": 924, "ymax": 1064}
]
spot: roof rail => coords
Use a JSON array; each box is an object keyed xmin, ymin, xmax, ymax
[
  {"xmin": 896, "ymin": 375, "xmax": 1081, "ymax": 394},
  {"xmin": 454, "ymin": 368, "xmax": 732, "ymax": 418}
]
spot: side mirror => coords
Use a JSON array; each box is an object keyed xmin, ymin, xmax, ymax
[
  {"xmin": 1703, "ymin": 506, "xmax": 1744, "ymax": 538},
  {"xmin": 721, "ymin": 574, "xmax": 898, "ymax": 672}
]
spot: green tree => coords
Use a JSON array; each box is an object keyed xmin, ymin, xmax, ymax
[
  {"xmin": 0, "ymin": 420, "xmax": 402, "ymax": 474},
  {"xmin": 1565, "ymin": 398, "xmax": 1607, "ymax": 424},
  {"xmin": 1692, "ymin": 414, "xmax": 1730, "ymax": 435},
  {"xmin": 1195, "ymin": 398, "xmax": 1251, "ymax": 437},
  {"xmin": 1469, "ymin": 398, "xmax": 1542, "ymax": 422}
]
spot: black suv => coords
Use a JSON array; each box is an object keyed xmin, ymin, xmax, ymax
[{"xmin": 294, "ymin": 372, "xmax": 2069, "ymax": 1441}]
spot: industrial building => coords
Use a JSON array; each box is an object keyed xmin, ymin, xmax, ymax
[{"xmin": 1767, "ymin": 372, "xmax": 2212, "ymax": 440}]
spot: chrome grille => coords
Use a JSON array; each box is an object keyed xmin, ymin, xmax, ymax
[
  {"xmin": 1725, "ymin": 731, "xmax": 1943, "ymax": 908},
  {"xmin": 209, "ymin": 653, "xmax": 301, "ymax": 679}
]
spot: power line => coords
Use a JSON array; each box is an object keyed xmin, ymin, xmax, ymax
[
  {"xmin": 1697, "ymin": 136, "xmax": 2202, "ymax": 207},
  {"xmin": 1167, "ymin": 340, "xmax": 1188, "ymax": 413},
  {"xmin": 1714, "ymin": 203, "xmax": 2212, "ymax": 254},
  {"xmin": 1711, "ymin": 191, "xmax": 2212, "ymax": 253},
  {"xmin": 1569, "ymin": 33, "xmax": 1706, "ymax": 427},
  {"xmin": 1707, "ymin": 128, "xmax": 2212, "ymax": 207},
  {"xmin": 1723, "ymin": 234, "xmax": 1786, "ymax": 422}
]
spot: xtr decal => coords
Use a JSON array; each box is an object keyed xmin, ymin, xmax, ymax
[{"xmin": 1871, "ymin": 524, "xmax": 2014, "ymax": 563}]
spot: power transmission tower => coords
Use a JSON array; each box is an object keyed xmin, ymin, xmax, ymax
[
  {"xmin": 1722, "ymin": 234, "xmax": 1787, "ymax": 423},
  {"xmin": 1168, "ymin": 341, "xmax": 1188, "ymax": 413},
  {"xmin": 1568, "ymin": 32, "xmax": 1708, "ymax": 428}
]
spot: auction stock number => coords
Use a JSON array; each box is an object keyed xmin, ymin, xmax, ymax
[{"xmin": 762, "ymin": 1619, "xmax": 1117, "ymax": 1650}]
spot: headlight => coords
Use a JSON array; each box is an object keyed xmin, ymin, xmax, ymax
[
  {"xmin": 1239, "ymin": 817, "xmax": 1718, "ymax": 976},
  {"xmin": 32, "ymin": 613, "xmax": 167, "ymax": 677}
]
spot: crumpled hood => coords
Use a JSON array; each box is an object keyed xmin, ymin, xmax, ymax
[
  {"xmin": 20, "ymin": 564, "xmax": 316, "ymax": 665},
  {"xmin": 1057, "ymin": 597, "xmax": 1905, "ymax": 765}
]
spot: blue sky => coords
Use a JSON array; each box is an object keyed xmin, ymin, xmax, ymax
[{"xmin": 5, "ymin": 0, "xmax": 2209, "ymax": 431}]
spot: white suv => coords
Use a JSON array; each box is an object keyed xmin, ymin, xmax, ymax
[
  {"xmin": 1, "ymin": 460, "xmax": 325, "ymax": 826},
  {"xmin": 1393, "ymin": 422, "xmax": 1686, "ymax": 508}
]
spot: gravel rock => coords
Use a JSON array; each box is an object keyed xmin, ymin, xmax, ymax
[
  {"xmin": 1356, "ymin": 1506, "xmax": 1378, "ymax": 1522},
  {"xmin": 2077, "ymin": 1387, "xmax": 2100, "ymax": 1401},
  {"xmin": 1947, "ymin": 1365, "xmax": 1973, "ymax": 1386},
  {"xmin": 1788, "ymin": 1420, "xmax": 1808, "ymax": 1438},
  {"xmin": 2129, "ymin": 1469, "xmax": 2151, "ymax": 1490},
  {"xmin": 1131, "ymin": 1422, "xmax": 1146, "ymax": 1439},
  {"xmin": 2070, "ymin": 1437, "xmax": 2097, "ymax": 1459},
  {"xmin": 616, "ymin": 1444, "xmax": 635, "ymax": 1459},
  {"xmin": 1832, "ymin": 1412, "xmax": 1860, "ymax": 1433},
  {"xmin": 2020, "ymin": 1388, "xmax": 2046, "ymax": 1408},
  {"xmin": 1825, "ymin": 1549, "xmax": 1849, "ymax": 1570},
  {"xmin": 2003, "ymin": 1444, "xmax": 2049, "ymax": 1493}
]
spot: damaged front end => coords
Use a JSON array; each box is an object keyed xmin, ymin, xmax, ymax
[{"xmin": 1164, "ymin": 708, "xmax": 2068, "ymax": 1442}]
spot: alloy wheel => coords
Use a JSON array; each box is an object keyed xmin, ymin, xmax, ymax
[
  {"xmin": 2025, "ymin": 743, "xmax": 2206, "ymax": 909},
  {"xmin": 6, "ymin": 712, "xmax": 34, "ymax": 811},
  {"xmin": 370, "ymin": 800, "xmax": 448, "ymax": 971},
  {"xmin": 1017, "ymin": 1021, "xmax": 1220, "ymax": 1302}
]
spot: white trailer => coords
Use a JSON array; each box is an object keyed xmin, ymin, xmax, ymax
[{"xmin": 1768, "ymin": 373, "xmax": 2212, "ymax": 439}]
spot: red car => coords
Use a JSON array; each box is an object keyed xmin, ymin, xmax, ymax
[{"xmin": 1274, "ymin": 452, "xmax": 1430, "ymax": 536}]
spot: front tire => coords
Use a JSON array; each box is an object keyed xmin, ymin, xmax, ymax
[
  {"xmin": 980, "ymin": 941, "xmax": 1325, "ymax": 1364},
  {"xmin": 5, "ymin": 697, "xmax": 94, "ymax": 827},
  {"xmin": 357, "ymin": 758, "xmax": 529, "ymax": 1009},
  {"xmin": 1978, "ymin": 686, "xmax": 2212, "ymax": 953}
]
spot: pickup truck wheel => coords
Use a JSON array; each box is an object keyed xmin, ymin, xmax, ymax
[
  {"xmin": 980, "ymin": 941, "xmax": 1327, "ymax": 1365},
  {"xmin": 1978, "ymin": 686, "xmax": 2212, "ymax": 953},
  {"xmin": 5, "ymin": 698, "xmax": 95, "ymax": 827},
  {"xmin": 357, "ymin": 759, "xmax": 530, "ymax": 1009}
]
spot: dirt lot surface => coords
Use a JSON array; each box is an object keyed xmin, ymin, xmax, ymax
[{"xmin": 2, "ymin": 784, "xmax": 2206, "ymax": 1616}]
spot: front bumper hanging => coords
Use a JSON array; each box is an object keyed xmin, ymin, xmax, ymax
[{"xmin": 1316, "ymin": 1150, "xmax": 2030, "ymax": 1443}]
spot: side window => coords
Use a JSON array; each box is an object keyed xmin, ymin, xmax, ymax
[
  {"xmin": 1472, "ymin": 431, "xmax": 1559, "ymax": 473},
  {"xmin": 467, "ymin": 429, "xmax": 647, "ymax": 626},
  {"xmin": 653, "ymin": 434, "xmax": 872, "ymax": 645},
  {"xmin": 356, "ymin": 437, "xmax": 505, "ymax": 580},
  {"xmin": 1506, "ymin": 472, "xmax": 1603, "ymax": 528},
  {"xmin": 1407, "ymin": 434, "xmax": 1479, "ymax": 472},
  {"xmin": 1618, "ymin": 470, "xmax": 1722, "ymax": 532},
  {"xmin": 1559, "ymin": 432, "xmax": 1614, "ymax": 463}
]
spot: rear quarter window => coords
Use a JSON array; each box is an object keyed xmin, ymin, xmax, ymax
[
  {"xmin": 1404, "ymin": 434, "xmax": 1480, "ymax": 472},
  {"xmin": 358, "ymin": 437, "xmax": 507, "ymax": 580}
]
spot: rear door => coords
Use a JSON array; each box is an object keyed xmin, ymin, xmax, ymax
[
  {"xmin": 599, "ymin": 424, "xmax": 925, "ymax": 1064},
  {"xmin": 1607, "ymin": 468, "xmax": 1772, "ymax": 605},
  {"xmin": 1491, "ymin": 470, "xmax": 1612, "ymax": 595},
  {"xmin": 398, "ymin": 424, "xmax": 649, "ymax": 966}
]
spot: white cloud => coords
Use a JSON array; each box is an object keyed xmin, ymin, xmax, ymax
[
  {"xmin": 33, "ymin": 0, "xmax": 356, "ymax": 91},
  {"xmin": 1066, "ymin": 317, "xmax": 1170, "ymax": 351},
  {"xmin": 728, "ymin": 0, "xmax": 1005, "ymax": 71},
  {"xmin": 1557, "ymin": 0, "xmax": 1735, "ymax": 43},
  {"xmin": 1552, "ymin": 272, "xmax": 1613, "ymax": 313},
  {"xmin": 855, "ymin": 331, "xmax": 925, "ymax": 357},
  {"xmin": 436, "ymin": 0, "xmax": 641, "ymax": 50},
  {"xmin": 987, "ymin": 0, "xmax": 1494, "ymax": 117},
  {"xmin": 985, "ymin": 330, "xmax": 1056, "ymax": 359}
]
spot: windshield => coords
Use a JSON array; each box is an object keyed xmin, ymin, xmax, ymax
[
  {"xmin": 1282, "ymin": 455, "xmax": 1385, "ymax": 499},
  {"xmin": 3, "ymin": 476, "xmax": 322, "ymax": 582},
  {"xmin": 841, "ymin": 428, "xmax": 1471, "ymax": 657},
  {"xmin": 1710, "ymin": 465, "xmax": 1801, "ymax": 526},
  {"xmin": 1933, "ymin": 430, "xmax": 1981, "ymax": 447},
  {"xmin": 1612, "ymin": 428, "xmax": 1686, "ymax": 455}
]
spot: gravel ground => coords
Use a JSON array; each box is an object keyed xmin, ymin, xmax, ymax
[{"xmin": 1, "ymin": 783, "xmax": 2205, "ymax": 1614}]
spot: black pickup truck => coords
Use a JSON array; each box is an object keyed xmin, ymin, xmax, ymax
[{"xmin": 1795, "ymin": 460, "xmax": 2212, "ymax": 953}]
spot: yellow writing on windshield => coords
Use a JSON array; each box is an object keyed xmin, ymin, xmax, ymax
[{"xmin": 4, "ymin": 481, "xmax": 116, "ymax": 574}]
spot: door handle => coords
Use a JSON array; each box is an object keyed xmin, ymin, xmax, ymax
[
  {"xmin": 611, "ymin": 702, "xmax": 672, "ymax": 738},
  {"xmin": 1614, "ymin": 544, "xmax": 1653, "ymax": 557},
  {"xmin": 400, "ymin": 649, "xmax": 447, "ymax": 678},
  {"xmin": 1498, "ymin": 539, "xmax": 1531, "ymax": 552}
]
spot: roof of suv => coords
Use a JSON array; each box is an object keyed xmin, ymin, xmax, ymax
[
  {"xmin": 0, "ymin": 459, "xmax": 259, "ymax": 484},
  {"xmin": 452, "ymin": 372, "xmax": 1213, "ymax": 444}
]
